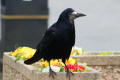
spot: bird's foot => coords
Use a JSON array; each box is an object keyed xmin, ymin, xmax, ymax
[
  {"xmin": 66, "ymin": 70, "xmax": 74, "ymax": 80},
  {"xmin": 49, "ymin": 69, "xmax": 57, "ymax": 78}
]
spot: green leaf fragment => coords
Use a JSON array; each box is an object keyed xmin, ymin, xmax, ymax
[
  {"xmin": 75, "ymin": 59, "xmax": 78, "ymax": 64},
  {"xmin": 84, "ymin": 69, "xmax": 88, "ymax": 72},
  {"xmin": 33, "ymin": 66, "xmax": 42, "ymax": 72},
  {"xmin": 9, "ymin": 51, "xmax": 13, "ymax": 56},
  {"xmin": 43, "ymin": 64, "xmax": 46, "ymax": 68},
  {"xmin": 14, "ymin": 53, "xmax": 23, "ymax": 62},
  {"xmin": 20, "ymin": 56, "xmax": 26, "ymax": 61},
  {"xmin": 99, "ymin": 51, "xmax": 111, "ymax": 55},
  {"xmin": 76, "ymin": 49, "xmax": 80, "ymax": 55},
  {"xmin": 82, "ymin": 48, "xmax": 84, "ymax": 53},
  {"xmin": 60, "ymin": 67, "xmax": 65, "ymax": 72}
]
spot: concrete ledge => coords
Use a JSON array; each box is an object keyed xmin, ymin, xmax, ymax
[
  {"xmin": 72, "ymin": 52, "xmax": 120, "ymax": 80},
  {"xmin": 72, "ymin": 55, "xmax": 120, "ymax": 66},
  {"xmin": 3, "ymin": 52, "xmax": 101, "ymax": 80}
]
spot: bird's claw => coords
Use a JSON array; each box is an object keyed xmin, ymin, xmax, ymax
[
  {"xmin": 66, "ymin": 70, "xmax": 74, "ymax": 80},
  {"xmin": 49, "ymin": 70, "xmax": 57, "ymax": 78}
]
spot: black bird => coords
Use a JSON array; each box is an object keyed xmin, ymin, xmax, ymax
[{"xmin": 24, "ymin": 8, "xmax": 86, "ymax": 78}]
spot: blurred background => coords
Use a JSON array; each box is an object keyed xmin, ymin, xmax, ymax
[
  {"xmin": 0, "ymin": 0, "xmax": 120, "ymax": 80},
  {"xmin": 49, "ymin": 0, "xmax": 120, "ymax": 51}
]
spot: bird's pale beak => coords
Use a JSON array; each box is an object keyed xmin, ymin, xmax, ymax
[
  {"xmin": 76, "ymin": 13, "xmax": 86, "ymax": 17},
  {"xmin": 71, "ymin": 11, "xmax": 86, "ymax": 18}
]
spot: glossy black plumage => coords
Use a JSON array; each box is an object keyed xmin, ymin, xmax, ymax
[
  {"xmin": 24, "ymin": 8, "xmax": 86, "ymax": 78},
  {"xmin": 24, "ymin": 8, "xmax": 75, "ymax": 64}
]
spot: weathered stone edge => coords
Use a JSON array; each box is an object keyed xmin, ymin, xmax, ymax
[
  {"xmin": 3, "ymin": 52, "xmax": 101, "ymax": 80},
  {"xmin": 72, "ymin": 55, "xmax": 120, "ymax": 66}
]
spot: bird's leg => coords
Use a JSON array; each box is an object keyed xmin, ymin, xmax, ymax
[
  {"xmin": 49, "ymin": 61, "xmax": 57, "ymax": 78},
  {"xmin": 65, "ymin": 63, "xmax": 74, "ymax": 77},
  {"xmin": 62, "ymin": 59, "xmax": 74, "ymax": 80}
]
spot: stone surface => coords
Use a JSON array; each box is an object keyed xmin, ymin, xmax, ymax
[
  {"xmin": 3, "ymin": 52, "xmax": 101, "ymax": 80},
  {"xmin": 73, "ymin": 55, "xmax": 120, "ymax": 66},
  {"xmin": 90, "ymin": 66, "xmax": 120, "ymax": 80},
  {"xmin": 72, "ymin": 52, "xmax": 120, "ymax": 80}
]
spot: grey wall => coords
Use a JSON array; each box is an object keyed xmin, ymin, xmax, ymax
[{"xmin": 49, "ymin": 0, "xmax": 120, "ymax": 51}]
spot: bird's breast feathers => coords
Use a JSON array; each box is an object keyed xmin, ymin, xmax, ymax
[{"xmin": 54, "ymin": 29, "xmax": 75, "ymax": 45}]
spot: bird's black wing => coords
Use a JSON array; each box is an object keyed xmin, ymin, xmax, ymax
[
  {"xmin": 36, "ymin": 28, "xmax": 56, "ymax": 51},
  {"xmin": 24, "ymin": 28, "xmax": 56, "ymax": 64}
]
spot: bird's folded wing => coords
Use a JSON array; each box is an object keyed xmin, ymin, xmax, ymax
[{"xmin": 36, "ymin": 30, "xmax": 56, "ymax": 52}]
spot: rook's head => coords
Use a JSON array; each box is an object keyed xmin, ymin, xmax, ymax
[{"xmin": 58, "ymin": 8, "xmax": 86, "ymax": 23}]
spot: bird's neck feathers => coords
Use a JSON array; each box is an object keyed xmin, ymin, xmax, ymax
[
  {"xmin": 57, "ymin": 16, "xmax": 74, "ymax": 25},
  {"xmin": 69, "ymin": 19, "xmax": 74, "ymax": 24}
]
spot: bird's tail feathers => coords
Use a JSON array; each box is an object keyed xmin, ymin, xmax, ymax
[
  {"xmin": 24, "ymin": 57, "xmax": 40, "ymax": 64},
  {"xmin": 24, "ymin": 51, "xmax": 41, "ymax": 64}
]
